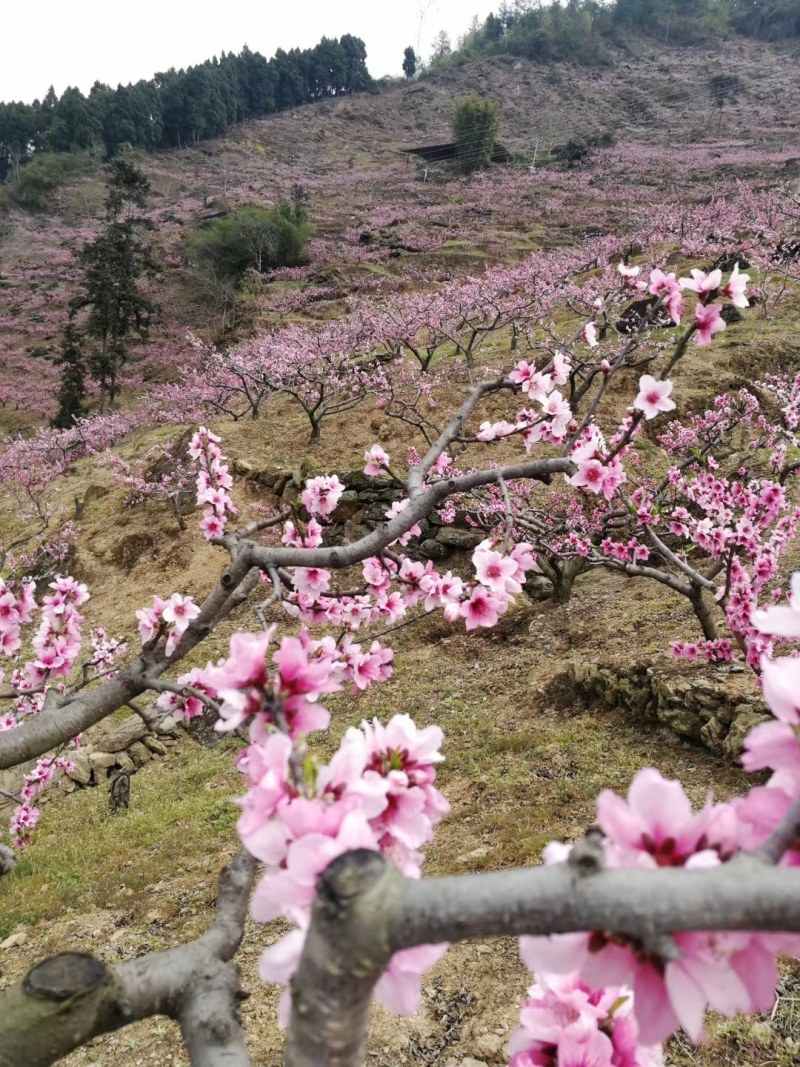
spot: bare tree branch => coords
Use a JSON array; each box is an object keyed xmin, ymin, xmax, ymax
[{"xmin": 0, "ymin": 850, "xmax": 256, "ymax": 1067}]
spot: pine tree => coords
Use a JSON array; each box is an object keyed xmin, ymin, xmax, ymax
[
  {"xmin": 74, "ymin": 157, "xmax": 157, "ymax": 407},
  {"xmin": 52, "ymin": 314, "xmax": 86, "ymax": 429},
  {"xmin": 402, "ymin": 47, "xmax": 417, "ymax": 79}
]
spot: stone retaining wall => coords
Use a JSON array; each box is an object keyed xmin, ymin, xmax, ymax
[
  {"xmin": 235, "ymin": 461, "xmax": 489, "ymax": 559},
  {"xmin": 0, "ymin": 712, "xmax": 180, "ymax": 819},
  {"xmin": 548, "ymin": 660, "xmax": 769, "ymax": 762}
]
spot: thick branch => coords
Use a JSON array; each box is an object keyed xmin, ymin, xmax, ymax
[
  {"xmin": 245, "ymin": 457, "xmax": 574, "ymax": 572},
  {"xmin": 0, "ymin": 850, "xmax": 256, "ymax": 1067},
  {"xmin": 391, "ymin": 858, "xmax": 800, "ymax": 949},
  {"xmin": 288, "ymin": 846, "xmax": 800, "ymax": 1066}
]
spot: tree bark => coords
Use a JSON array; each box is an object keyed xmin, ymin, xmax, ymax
[{"xmin": 0, "ymin": 851, "xmax": 255, "ymax": 1067}]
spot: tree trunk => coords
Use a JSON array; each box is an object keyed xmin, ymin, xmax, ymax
[{"xmin": 689, "ymin": 585, "xmax": 718, "ymax": 641}]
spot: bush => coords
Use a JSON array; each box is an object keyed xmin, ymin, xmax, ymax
[
  {"xmin": 185, "ymin": 200, "xmax": 310, "ymax": 291},
  {"xmin": 452, "ymin": 96, "xmax": 500, "ymax": 175},
  {"xmin": 9, "ymin": 153, "xmax": 83, "ymax": 212}
]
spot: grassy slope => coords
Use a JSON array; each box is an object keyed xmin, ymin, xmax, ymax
[{"xmin": 2, "ymin": 39, "xmax": 800, "ymax": 1067}]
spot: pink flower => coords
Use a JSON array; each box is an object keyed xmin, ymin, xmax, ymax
[
  {"xmin": 694, "ymin": 303, "xmax": 726, "ymax": 347},
  {"xmin": 364, "ymin": 444, "xmax": 390, "ymax": 477},
  {"xmin": 459, "ymin": 586, "xmax": 501, "ymax": 630},
  {"xmin": 291, "ymin": 567, "xmax": 331, "ymax": 597},
  {"xmin": 648, "ymin": 269, "xmax": 682, "ymax": 324},
  {"xmin": 136, "ymin": 596, "xmax": 167, "ymax": 644},
  {"xmin": 721, "ymin": 263, "xmax": 749, "ymax": 309},
  {"xmin": 570, "ymin": 460, "xmax": 606, "ymax": 495},
  {"xmin": 581, "ymin": 322, "xmax": 598, "ymax": 348},
  {"xmin": 633, "ymin": 376, "xmax": 676, "ymax": 420},
  {"xmin": 473, "ymin": 542, "xmax": 522, "ymax": 595},
  {"xmin": 301, "ymin": 475, "xmax": 345, "ymax": 518},
  {"xmin": 477, "ymin": 419, "xmax": 516, "ymax": 442},
  {"xmin": 162, "ymin": 593, "xmax": 200, "ymax": 628},
  {"xmin": 510, "ymin": 362, "xmax": 553, "ymax": 401},
  {"xmin": 374, "ymin": 943, "xmax": 450, "ymax": 1016},
  {"xmin": 597, "ymin": 769, "xmax": 717, "ymax": 868},
  {"xmin": 679, "ymin": 268, "xmax": 722, "ymax": 302},
  {"xmin": 552, "ymin": 351, "xmax": 571, "ymax": 384}
]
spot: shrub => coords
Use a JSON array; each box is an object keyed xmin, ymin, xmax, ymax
[
  {"xmin": 9, "ymin": 153, "xmax": 83, "ymax": 212},
  {"xmin": 185, "ymin": 200, "xmax": 310, "ymax": 293},
  {"xmin": 452, "ymin": 96, "xmax": 500, "ymax": 175}
]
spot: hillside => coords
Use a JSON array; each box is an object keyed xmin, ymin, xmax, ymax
[
  {"xmin": 2, "ymin": 38, "xmax": 800, "ymax": 1067},
  {"xmin": 2, "ymin": 39, "xmax": 799, "ymax": 422}
]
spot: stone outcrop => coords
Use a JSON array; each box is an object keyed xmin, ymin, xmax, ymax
[
  {"xmin": 0, "ymin": 712, "xmax": 181, "ymax": 820},
  {"xmin": 549, "ymin": 660, "xmax": 770, "ymax": 763}
]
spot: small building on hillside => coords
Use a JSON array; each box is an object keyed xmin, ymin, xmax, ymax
[{"xmin": 399, "ymin": 141, "xmax": 513, "ymax": 166}]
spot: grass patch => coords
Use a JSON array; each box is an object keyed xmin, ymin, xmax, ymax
[{"xmin": 0, "ymin": 737, "xmax": 241, "ymax": 940}]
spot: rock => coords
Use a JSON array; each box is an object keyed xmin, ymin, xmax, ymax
[
  {"xmin": 94, "ymin": 715, "xmax": 148, "ymax": 753},
  {"xmin": 330, "ymin": 490, "xmax": 362, "ymax": 523},
  {"xmin": 0, "ymin": 930, "xmax": 29, "ymax": 950},
  {"xmin": 699, "ymin": 717, "xmax": 726, "ymax": 752},
  {"xmin": 88, "ymin": 751, "xmax": 117, "ymax": 771},
  {"xmin": 342, "ymin": 521, "xmax": 371, "ymax": 543},
  {"xmin": 420, "ymin": 538, "xmax": 450, "ymax": 561},
  {"xmin": 66, "ymin": 752, "xmax": 92, "ymax": 786},
  {"xmin": 158, "ymin": 715, "xmax": 178, "ymax": 735},
  {"xmin": 749, "ymin": 1021, "xmax": 773, "ymax": 1047},
  {"xmin": 723, "ymin": 708, "xmax": 772, "ymax": 762},
  {"xmin": 435, "ymin": 527, "xmax": 485, "ymax": 550},
  {"xmin": 719, "ymin": 303, "xmax": 743, "ymax": 325},
  {"xmin": 143, "ymin": 736, "xmax": 167, "ymax": 756},
  {"xmin": 656, "ymin": 702, "xmax": 703, "ymax": 740},
  {"xmin": 457, "ymin": 845, "xmax": 490, "ymax": 865},
  {"xmin": 128, "ymin": 741, "xmax": 153, "ymax": 767},
  {"xmin": 474, "ymin": 1033, "xmax": 504, "ymax": 1057},
  {"xmin": 460, "ymin": 1060, "xmax": 490, "ymax": 1067},
  {"xmin": 115, "ymin": 753, "xmax": 136, "ymax": 773},
  {"xmin": 523, "ymin": 576, "xmax": 553, "ymax": 601}
]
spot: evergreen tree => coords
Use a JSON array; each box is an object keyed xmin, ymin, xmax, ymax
[
  {"xmin": 74, "ymin": 157, "xmax": 157, "ymax": 407},
  {"xmin": 402, "ymin": 46, "xmax": 417, "ymax": 79},
  {"xmin": 430, "ymin": 30, "xmax": 452, "ymax": 63},
  {"xmin": 52, "ymin": 313, "xmax": 86, "ymax": 429}
]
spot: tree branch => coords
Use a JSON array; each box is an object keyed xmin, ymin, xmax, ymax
[
  {"xmin": 0, "ymin": 849, "xmax": 256, "ymax": 1067},
  {"xmin": 286, "ymin": 847, "xmax": 800, "ymax": 1067}
]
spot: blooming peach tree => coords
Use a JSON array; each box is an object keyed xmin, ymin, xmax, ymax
[{"xmin": 3, "ymin": 263, "xmax": 800, "ymax": 1067}]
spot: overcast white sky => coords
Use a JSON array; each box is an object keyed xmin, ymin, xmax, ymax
[{"xmin": 1, "ymin": 1, "xmax": 500, "ymax": 103}]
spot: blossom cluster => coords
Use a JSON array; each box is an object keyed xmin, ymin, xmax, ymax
[
  {"xmin": 158, "ymin": 626, "xmax": 393, "ymax": 734},
  {"xmin": 0, "ymin": 575, "xmax": 94, "ymax": 846},
  {"xmin": 510, "ymin": 971, "xmax": 664, "ymax": 1067},
  {"xmin": 190, "ymin": 427, "xmax": 237, "ymax": 539},
  {"xmin": 242, "ymin": 712, "xmax": 450, "ymax": 1022},
  {"xmin": 136, "ymin": 593, "xmax": 201, "ymax": 657},
  {"xmin": 477, "ymin": 351, "xmax": 572, "ymax": 450},
  {"xmin": 282, "ymin": 503, "xmax": 538, "ymax": 635}
]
